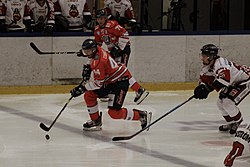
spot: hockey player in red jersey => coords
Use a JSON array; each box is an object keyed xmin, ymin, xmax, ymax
[
  {"xmin": 93, "ymin": 9, "xmax": 149, "ymax": 105},
  {"xmin": 194, "ymin": 44, "xmax": 250, "ymax": 134},
  {"xmin": 224, "ymin": 120, "xmax": 250, "ymax": 167},
  {"xmin": 70, "ymin": 39, "xmax": 152, "ymax": 131}
]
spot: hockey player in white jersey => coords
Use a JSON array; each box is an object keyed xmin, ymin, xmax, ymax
[
  {"xmin": 194, "ymin": 44, "xmax": 250, "ymax": 134},
  {"xmin": 224, "ymin": 120, "xmax": 250, "ymax": 167},
  {"xmin": 0, "ymin": 0, "xmax": 30, "ymax": 32},
  {"xmin": 104, "ymin": 0, "xmax": 138, "ymax": 30},
  {"xmin": 25, "ymin": 0, "xmax": 55, "ymax": 34},
  {"xmin": 53, "ymin": 0, "xmax": 93, "ymax": 31}
]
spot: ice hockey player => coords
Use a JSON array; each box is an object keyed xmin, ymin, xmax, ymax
[
  {"xmin": 71, "ymin": 39, "xmax": 152, "ymax": 131},
  {"xmin": 224, "ymin": 120, "xmax": 250, "ymax": 167},
  {"xmin": 91, "ymin": 9, "xmax": 149, "ymax": 104},
  {"xmin": 193, "ymin": 44, "xmax": 250, "ymax": 134},
  {"xmin": 53, "ymin": 0, "xmax": 93, "ymax": 31},
  {"xmin": 104, "ymin": 0, "xmax": 137, "ymax": 29}
]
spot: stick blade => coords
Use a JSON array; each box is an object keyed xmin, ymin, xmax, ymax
[
  {"xmin": 39, "ymin": 123, "xmax": 50, "ymax": 132},
  {"xmin": 112, "ymin": 136, "xmax": 132, "ymax": 141},
  {"xmin": 30, "ymin": 42, "xmax": 43, "ymax": 54}
]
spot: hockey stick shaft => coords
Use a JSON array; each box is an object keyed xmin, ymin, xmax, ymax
[
  {"xmin": 30, "ymin": 42, "xmax": 78, "ymax": 55},
  {"xmin": 112, "ymin": 95, "xmax": 194, "ymax": 141},
  {"xmin": 40, "ymin": 96, "xmax": 73, "ymax": 132}
]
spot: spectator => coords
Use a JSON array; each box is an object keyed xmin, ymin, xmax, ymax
[
  {"xmin": 53, "ymin": 0, "xmax": 94, "ymax": 32},
  {"xmin": 0, "ymin": 0, "xmax": 30, "ymax": 32},
  {"xmin": 104, "ymin": 0, "xmax": 140, "ymax": 32},
  {"xmin": 25, "ymin": 0, "xmax": 55, "ymax": 35}
]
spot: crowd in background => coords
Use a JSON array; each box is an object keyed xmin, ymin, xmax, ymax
[{"xmin": 0, "ymin": 0, "xmax": 139, "ymax": 35}]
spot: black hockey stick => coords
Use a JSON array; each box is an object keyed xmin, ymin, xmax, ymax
[
  {"xmin": 112, "ymin": 95, "xmax": 194, "ymax": 141},
  {"xmin": 30, "ymin": 42, "xmax": 78, "ymax": 55},
  {"xmin": 40, "ymin": 96, "xmax": 73, "ymax": 132}
]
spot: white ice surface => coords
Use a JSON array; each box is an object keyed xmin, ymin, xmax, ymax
[{"xmin": 0, "ymin": 90, "xmax": 249, "ymax": 167}]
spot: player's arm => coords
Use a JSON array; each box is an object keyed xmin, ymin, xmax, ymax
[{"xmin": 110, "ymin": 23, "xmax": 129, "ymax": 57}]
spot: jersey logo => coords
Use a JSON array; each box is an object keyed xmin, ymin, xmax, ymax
[
  {"xmin": 13, "ymin": 8, "xmax": 21, "ymax": 22},
  {"xmin": 69, "ymin": 4, "xmax": 79, "ymax": 18}
]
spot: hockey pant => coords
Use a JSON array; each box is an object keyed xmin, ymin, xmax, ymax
[
  {"xmin": 83, "ymin": 77, "xmax": 141, "ymax": 121},
  {"xmin": 217, "ymin": 82, "xmax": 250, "ymax": 123}
]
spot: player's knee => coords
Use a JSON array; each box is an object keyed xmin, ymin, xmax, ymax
[{"xmin": 108, "ymin": 108, "xmax": 126, "ymax": 119}]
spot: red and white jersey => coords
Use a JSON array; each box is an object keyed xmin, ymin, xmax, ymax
[
  {"xmin": 224, "ymin": 120, "xmax": 250, "ymax": 167},
  {"xmin": 199, "ymin": 57, "xmax": 250, "ymax": 90},
  {"xmin": 1, "ymin": 0, "xmax": 29, "ymax": 30},
  {"xmin": 53, "ymin": 0, "xmax": 91, "ymax": 31},
  {"xmin": 26, "ymin": 0, "xmax": 55, "ymax": 25},
  {"xmin": 84, "ymin": 46, "xmax": 131, "ymax": 91},
  {"xmin": 104, "ymin": 0, "xmax": 136, "ymax": 22},
  {"xmin": 94, "ymin": 20, "xmax": 130, "ymax": 51}
]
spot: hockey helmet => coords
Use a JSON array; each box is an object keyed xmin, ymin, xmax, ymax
[
  {"xmin": 82, "ymin": 39, "xmax": 97, "ymax": 58},
  {"xmin": 96, "ymin": 9, "xmax": 107, "ymax": 18},
  {"xmin": 200, "ymin": 44, "xmax": 219, "ymax": 60},
  {"xmin": 82, "ymin": 39, "xmax": 97, "ymax": 50}
]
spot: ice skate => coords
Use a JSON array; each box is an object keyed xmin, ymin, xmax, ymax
[
  {"xmin": 83, "ymin": 112, "xmax": 102, "ymax": 131},
  {"xmin": 134, "ymin": 87, "xmax": 149, "ymax": 105},
  {"xmin": 229, "ymin": 119, "xmax": 242, "ymax": 134},
  {"xmin": 139, "ymin": 110, "xmax": 152, "ymax": 130},
  {"xmin": 219, "ymin": 124, "xmax": 232, "ymax": 132}
]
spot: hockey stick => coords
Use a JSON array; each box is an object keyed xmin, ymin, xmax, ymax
[
  {"xmin": 40, "ymin": 96, "xmax": 73, "ymax": 132},
  {"xmin": 112, "ymin": 95, "xmax": 194, "ymax": 141},
  {"xmin": 30, "ymin": 42, "xmax": 78, "ymax": 55}
]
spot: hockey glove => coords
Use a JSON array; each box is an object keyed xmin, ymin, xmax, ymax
[
  {"xmin": 77, "ymin": 49, "xmax": 84, "ymax": 57},
  {"xmin": 82, "ymin": 64, "xmax": 91, "ymax": 82},
  {"xmin": 110, "ymin": 45, "xmax": 122, "ymax": 58},
  {"xmin": 70, "ymin": 84, "xmax": 87, "ymax": 97},
  {"xmin": 194, "ymin": 84, "xmax": 212, "ymax": 99}
]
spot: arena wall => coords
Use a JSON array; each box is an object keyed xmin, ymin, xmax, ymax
[{"xmin": 0, "ymin": 34, "xmax": 249, "ymax": 93}]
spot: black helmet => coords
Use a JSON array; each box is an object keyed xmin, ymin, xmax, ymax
[
  {"xmin": 201, "ymin": 44, "xmax": 219, "ymax": 60},
  {"xmin": 82, "ymin": 39, "xmax": 97, "ymax": 50},
  {"xmin": 96, "ymin": 9, "xmax": 107, "ymax": 18}
]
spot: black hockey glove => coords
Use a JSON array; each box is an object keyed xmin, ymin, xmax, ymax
[
  {"xmin": 82, "ymin": 64, "xmax": 91, "ymax": 82},
  {"xmin": 77, "ymin": 49, "xmax": 84, "ymax": 57},
  {"xmin": 110, "ymin": 45, "xmax": 122, "ymax": 58},
  {"xmin": 70, "ymin": 84, "xmax": 87, "ymax": 97},
  {"xmin": 194, "ymin": 84, "xmax": 212, "ymax": 99}
]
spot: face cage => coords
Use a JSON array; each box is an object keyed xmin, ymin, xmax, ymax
[{"xmin": 82, "ymin": 48, "xmax": 96, "ymax": 58}]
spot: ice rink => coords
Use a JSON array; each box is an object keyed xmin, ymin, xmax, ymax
[{"xmin": 0, "ymin": 90, "xmax": 249, "ymax": 167}]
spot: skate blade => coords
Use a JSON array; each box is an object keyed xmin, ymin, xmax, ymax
[
  {"xmin": 83, "ymin": 126, "xmax": 102, "ymax": 131},
  {"xmin": 136, "ymin": 91, "xmax": 149, "ymax": 105},
  {"xmin": 147, "ymin": 112, "xmax": 152, "ymax": 131}
]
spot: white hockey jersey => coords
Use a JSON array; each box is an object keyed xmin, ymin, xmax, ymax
[
  {"xmin": 26, "ymin": 0, "xmax": 55, "ymax": 26},
  {"xmin": 199, "ymin": 57, "xmax": 250, "ymax": 89},
  {"xmin": 224, "ymin": 120, "xmax": 250, "ymax": 167},
  {"xmin": 1, "ymin": 0, "xmax": 29, "ymax": 31},
  {"xmin": 104, "ymin": 0, "xmax": 135, "ymax": 22},
  {"xmin": 53, "ymin": 0, "xmax": 91, "ymax": 31}
]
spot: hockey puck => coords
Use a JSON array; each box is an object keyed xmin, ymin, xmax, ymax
[{"xmin": 45, "ymin": 134, "xmax": 50, "ymax": 140}]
